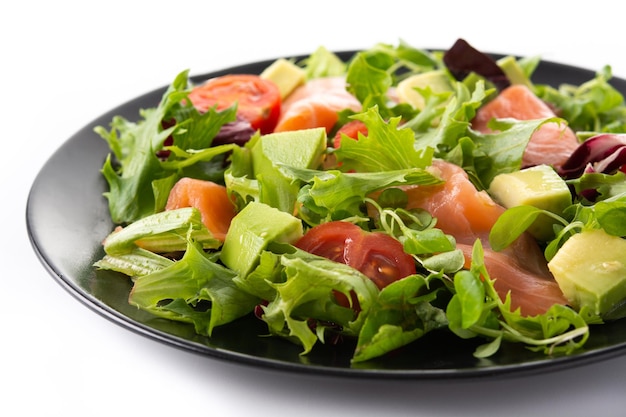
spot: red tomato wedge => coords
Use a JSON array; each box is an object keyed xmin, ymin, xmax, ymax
[
  {"xmin": 295, "ymin": 221, "xmax": 363, "ymax": 263},
  {"xmin": 274, "ymin": 77, "xmax": 361, "ymax": 133},
  {"xmin": 333, "ymin": 120, "xmax": 368, "ymax": 148},
  {"xmin": 472, "ymin": 84, "xmax": 579, "ymax": 169},
  {"xmin": 346, "ymin": 232, "xmax": 416, "ymax": 289},
  {"xmin": 295, "ymin": 221, "xmax": 416, "ymax": 289},
  {"xmin": 188, "ymin": 74, "xmax": 281, "ymax": 134}
]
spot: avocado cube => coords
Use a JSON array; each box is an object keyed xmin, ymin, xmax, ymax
[
  {"xmin": 260, "ymin": 58, "xmax": 306, "ymax": 99},
  {"xmin": 251, "ymin": 127, "xmax": 326, "ymax": 213},
  {"xmin": 396, "ymin": 70, "xmax": 453, "ymax": 110},
  {"xmin": 220, "ymin": 202, "xmax": 303, "ymax": 277},
  {"xmin": 548, "ymin": 229, "xmax": 626, "ymax": 318},
  {"xmin": 488, "ymin": 164, "xmax": 571, "ymax": 241}
]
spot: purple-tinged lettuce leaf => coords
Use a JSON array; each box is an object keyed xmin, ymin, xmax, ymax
[
  {"xmin": 559, "ymin": 134, "xmax": 626, "ymax": 178},
  {"xmin": 443, "ymin": 38, "xmax": 510, "ymax": 91}
]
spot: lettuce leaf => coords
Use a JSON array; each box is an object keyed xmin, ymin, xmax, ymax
[
  {"xmin": 261, "ymin": 255, "xmax": 379, "ymax": 354},
  {"xmin": 279, "ymin": 166, "xmax": 442, "ymax": 224},
  {"xmin": 447, "ymin": 240, "xmax": 591, "ymax": 357},
  {"xmin": 335, "ymin": 106, "xmax": 433, "ymax": 172},
  {"xmin": 535, "ymin": 66, "xmax": 626, "ymax": 134},
  {"xmin": 101, "ymin": 207, "xmax": 221, "ymax": 255},
  {"xmin": 129, "ymin": 238, "xmax": 259, "ymax": 336},
  {"xmin": 352, "ymin": 275, "xmax": 448, "ymax": 363},
  {"xmin": 96, "ymin": 70, "xmax": 236, "ymax": 224},
  {"xmin": 300, "ymin": 46, "xmax": 347, "ymax": 79}
]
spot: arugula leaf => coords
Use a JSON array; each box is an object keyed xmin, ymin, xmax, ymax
[
  {"xmin": 594, "ymin": 199, "xmax": 626, "ymax": 236},
  {"xmin": 469, "ymin": 117, "xmax": 565, "ymax": 187},
  {"xmin": 535, "ymin": 66, "xmax": 626, "ymax": 133},
  {"xmin": 452, "ymin": 270, "xmax": 485, "ymax": 329},
  {"xmin": 489, "ymin": 205, "xmax": 544, "ymax": 251},
  {"xmin": 447, "ymin": 240, "xmax": 592, "ymax": 357}
]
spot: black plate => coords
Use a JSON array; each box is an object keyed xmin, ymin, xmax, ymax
[{"xmin": 26, "ymin": 51, "xmax": 626, "ymax": 379}]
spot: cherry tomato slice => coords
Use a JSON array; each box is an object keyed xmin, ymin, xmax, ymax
[
  {"xmin": 294, "ymin": 221, "xmax": 362, "ymax": 263},
  {"xmin": 295, "ymin": 221, "xmax": 416, "ymax": 289},
  {"xmin": 188, "ymin": 74, "xmax": 281, "ymax": 134},
  {"xmin": 332, "ymin": 120, "xmax": 368, "ymax": 148},
  {"xmin": 346, "ymin": 232, "xmax": 416, "ymax": 289}
]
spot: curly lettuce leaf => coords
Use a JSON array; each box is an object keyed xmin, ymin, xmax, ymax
[
  {"xmin": 96, "ymin": 70, "xmax": 236, "ymax": 224},
  {"xmin": 343, "ymin": 42, "xmax": 440, "ymax": 120},
  {"xmin": 412, "ymin": 80, "xmax": 490, "ymax": 152},
  {"xmin": 367, "ymin": 40, "xmax": 440, "ymax": 74},
  {"xmin": 278, "ymin": 165, "xmax": 442, "ymax": 224},
  {"xmin": 94, "ymin": 246, "xmax": 174, "ymax": 278},
  {"xmin": 335, "ymin": 106, "xmax": 433, "ymax": 172},
  {"xmin": 352, "ymin": 275, "xmax": 448, "ymax": 363},
  {"xmin": 101, "ymin": 207, "xmax": 221, "ymax": 255},
  {"xmin": 300, "ymin": 46, "xmax": 347, "ymax": 79},
  {"xmin": 261, "ymin": 255, "xmax": 379, "ymax": 355},
  {"xmin": 408, "ymin": 79, "xmax": 567, "ymax": 189},
  {"xmin": 345, "ymin": 53, "xmax": 393, "ymax": 118},
  {"xmin": 233, "ymin": 250, "xmax": 285, "ymax": 301},
  {"xmin": 129, "ymin": 238, "xmax": 259, "ymax": 335}
]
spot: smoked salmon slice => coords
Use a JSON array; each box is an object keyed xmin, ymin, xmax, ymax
[
  {"xmin": 273, "ymin": 77, "xmax": 361, "ymax": 133},
  {"xmin": 165, "ymin": 178, "xmax": 236, "ymax": 241},
  {"xmin": 472, "ymin": 84, "xmax": 580, "ymax": 169},
  {"xmin": 402, "ymin": 159, "xmax": 568, "ymax": 316}
]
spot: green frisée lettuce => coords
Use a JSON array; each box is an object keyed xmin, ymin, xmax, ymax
[
  {"xmin": 96, "ymin": 70, "xmax": 238, "ymax": 224},
  {"xmin": 353, "ymin": 274, "xmax": 449, "ymax": 363},
  {"xmin": 262, "ymin": 254, "xmax": 379, "ymax": 354},
  {"xmin": 94, "ymin": 247, "xmax": 175, "ymax": 278},
  {"xmin": 129, "ymin": 237, "xmax": 259, "ymax": 336},
  {"xmin": 335, "ymin": 106, "xmax": 433, "ymax": 172},
  {"xmin": 301, "ymin": 46, "xmax": 347, "ymax": 80},
  {"xmin": 101, "ymin": 207, "xmax": 221, "ymax": 255},
  {"xmin": 285, "ymin": 166, "xmax": 441, "ymax": 225},
  {"xmin": 411, "ymin": 79, "xmax": 566, "ymax": 189},
  {"xmin": 93, "ymin": 39, "xmax": 626, "ymax": 365}
]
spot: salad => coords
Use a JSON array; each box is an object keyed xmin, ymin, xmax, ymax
[{"xmin": 94, "ymin": 38, "xmax": 626, "ymax": 364}]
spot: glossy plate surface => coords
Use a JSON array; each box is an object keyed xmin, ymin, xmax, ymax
[{"xmin": 26, "ymin": 51, "xmax": 626, "ymax": 379}]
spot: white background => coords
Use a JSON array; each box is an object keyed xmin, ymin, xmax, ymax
[{"xmin": 3, "ymin": 1, "xmax": 626, "ymax": 416}]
